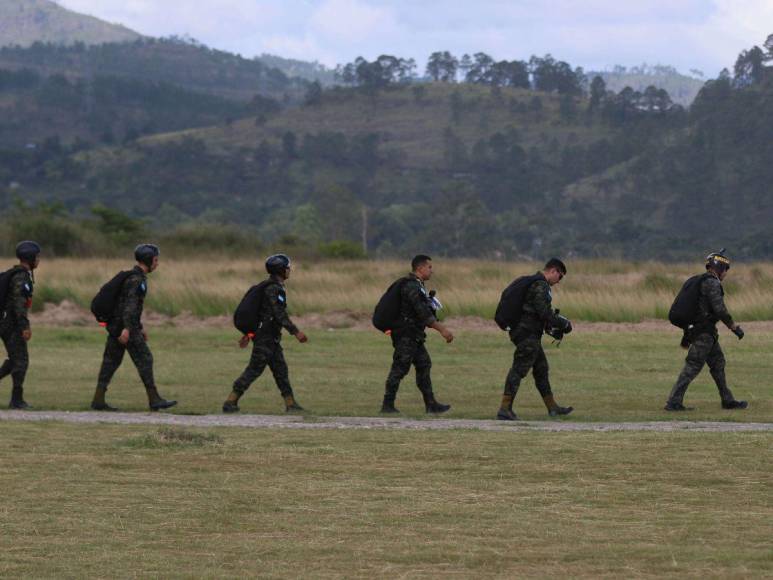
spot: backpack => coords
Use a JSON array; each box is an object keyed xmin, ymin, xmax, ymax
[
  {"xmin": 668, "ymin": 273, "xmax": 713, "ymax": 329},
  {"xmin": 233, "ymin": 280, "xmax": 274, "ymax": 335},
  {"xmin": 90, "ymin": 270, "xmax": 134, "ymax": 324},
  {"xmin": 0, "ymin": 266, "xmax": 26, "ymax": 314},
  {"xmin": 494, "ymin": 273, "xmax": 544, "ymax": 331},
  {"xmin": 372, "ymin": 277, "xmax": 410, "ymax": 333}
]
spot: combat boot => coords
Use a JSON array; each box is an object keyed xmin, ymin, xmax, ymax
[
  {"xmin": 146, "ymin": 387, "xmax": 177, "ymax": 411},
  {"xmin": 8, "ymin": 387, "xmax": 31, "ymax": 410},
  {"xmin": 721, "ymin": 399, "xmax": 748, "ymax": 410},
  {"xmin": 543, "ymin": 395, "xmax": 573, "ymax": 417},
  {"xmin": 284, "ymin": 394, "xmax": 305, "ymax": 413},
  {"xmin": 90, "ymin": 386, "xmax": 119, "ymax": 412},
  {"xmin": 380, "ymin": 394, "xmax": 399, "ymax": 414},
  {"xmin": 664, "ymin": 402, "xmax": 694, "ymax": 411},
  {"xmin": 496, "ymin": 394, "xmax": 518, "ymax": 421},
  {"xmin": 222, "ymin": 391, "xmax": 241, "ymax": 414},
  {"xmin": 422, "ymin": 392, "xmax": 450, "ymax": 414}
]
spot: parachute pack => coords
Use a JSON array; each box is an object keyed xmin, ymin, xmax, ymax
[
  {"xmin": 494, "ymin": 273, "xmax": 544, "ymax": 331},
  {"xmin": 233, "ymin": 280, "xmax": 274, "ymax": 335},
  {"xmin": 668, "ymin": 273, "xmax": 714, "ymax": 329},
  {"xmin": 372, "ymin": 277, "xmax": 410, "ymax": 333},
  {"xmin": 90, "ymin": 270, "xmax": 134, "ymax": 324},
  {"xmin": 0, "ymin": 266, "xmax": 25, "ymax": 313}
]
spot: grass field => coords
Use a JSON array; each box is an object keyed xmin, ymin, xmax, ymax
[
  {"xmin": 2, "ymin": 327, "xmax": 772, "ymax": 577},
  {"xmin": 1, "ymin": 423, "xmax": 771, "ymax": 577},
  {"xmin": 4, "ymin": 327, "xmax": 772, "ymax": 421},
  {"xmin": 16, "ymin": 257, "xmax": 773, "ymax": 321}
]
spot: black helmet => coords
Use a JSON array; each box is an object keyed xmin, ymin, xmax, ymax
[
  {"xmin": 705, "ymin": 248, "xmax": 730, "ymax": 273},
  {"xmin": 265, "ymin": 254, "xmax": 291, "ymax": 276},
  {"xmin": 16, "ymin": 240, "xmax": 41, "ymax": 263},
  {"xmin": 134, "ymin": 243, "xmax": 160, "ymax": 267}
]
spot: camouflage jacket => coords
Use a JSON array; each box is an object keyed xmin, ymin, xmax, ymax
[
  {"xmin": 696, "ymin": 273, "xmax": 734, "ymax": 330},
  {"xmin": 397, "ymin": 273, "xmax": 437, "ymax": 337},
  {"xmin": 1, "ymin": 267, "xmax": 33, "ymax": 331},
  {"xmin": 256, "ymin": 276, "xmax": 299, "ymax": 339},
  {"xmin": 513, "ymin": 273, "xmax": 560, "ymax": 337},
  {"xmin": 107, "ymin": 266, "xmax": 147, "ymax": 336}
]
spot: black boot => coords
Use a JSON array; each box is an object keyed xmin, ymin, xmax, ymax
[
  {"xmin": 380, "ymin": 394, "xmax": 399, "ymax": 414},
  {"xmin": 8, "ymin": 386, "xmax": 31, "ymax": 410},
  {"xmin": 496, "ymin": 394, "xmax": 518, "ymax": 421},
  {"xmin": 91, "ymin": 386, "xmax": 119, "ymax": 412},
  {"xmin": 423, "ymin": 392, "xmax": 450, "ymax": 414},
  {"xmin": 146, "ymin": 387, "xmax": 177, "ymax": 411},
  {"xmin": 543, "ymin": 395, "xmax": 573, "ymax": 417},
  {"xmin": 223, "ymin": 390, "xmax": 241, "ymax": 413},
  {"xmin": 284, "ymin": 394, "xmax": 305, "ymax": 412},
  {"xmin": 664, "ymin": 402, "xmax": 694, "ymax": 411},
  {"xmin": 721, "ymin": 399, "xmax": 748, "ymax": 410}
]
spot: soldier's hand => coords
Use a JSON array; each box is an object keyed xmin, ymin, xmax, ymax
[
  {"xmin": 295, "ymin": 331, "xmax": 308, "ymax": 343},
  {"xmin": 441, "ymin": 329, "xmax": 454, "ymax": 343},
  {"xmin": 118, "ymin": 329, "xmax": 130, "ymax": 345},
  {"xmin": 732, "ymin": 325, "xmax": 745, "ymax": 340},
  {"xmin": 21, "ymin": 329, "xmax": 31, "ymax": 342},
  {"xmin": 142, "ymin": 330, "xmax": 149, "ymax": 342},
  {"xmin": 238, "ymin": 335, "xmax": 251, "ymax": 348}
]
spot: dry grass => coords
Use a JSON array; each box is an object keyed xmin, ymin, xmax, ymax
[
  {"xmin": 18, "ymin": 257, "xmax": 773, "ymax": 321},
  {"xmin": 0, "ymin": 421, "xmax": 771, "ymax": 578}
]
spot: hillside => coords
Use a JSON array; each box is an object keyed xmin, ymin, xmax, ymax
[
  {"xmin": 589, "ymin": 64, "xmax": 705, "ymax": 106},
  {"xmin": 0, "ymin": 0, "xmax": 140, "ymax": 47},
  {"xmin": 0, "ymin": 38, "xmax": 307, "ymax": 102}
]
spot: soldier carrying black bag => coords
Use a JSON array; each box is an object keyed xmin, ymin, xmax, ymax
[{"xmin": 664, "ymin": 250, "xmax": 747, "ymax": 411}]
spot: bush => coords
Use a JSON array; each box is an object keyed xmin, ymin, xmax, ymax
[{"xmin": 317, "ymin": 240, "xmax": 366, "ymax": 259}]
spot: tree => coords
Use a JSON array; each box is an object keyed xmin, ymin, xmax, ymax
[
  {"xmin": 588, "ymin": 75, "xmax": 607, "ymax": 111},
  {"xmin": 734, "ymin": 46, "xmax": 765, "ymax": 87},
  {"xmin": 304, "ymin": 81, "xmax": 323, "ymax": 106},
  {"xmin": 426, "ymin": 51, "xmax": 458, "ymax": 82},
  {"xmin": 465, "ymin": 53, "xmax": 494, "ymax": 84}
]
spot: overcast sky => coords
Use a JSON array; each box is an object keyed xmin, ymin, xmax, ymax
[{"xmin": 56, "ymin": 0, "xmax": 772, "ymax": 76}]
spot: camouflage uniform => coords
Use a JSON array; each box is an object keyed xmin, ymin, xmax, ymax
[
  {"xmin": 96, "ymin": 266, "xmax": 156, "ymax": 391},
  {"xmin": 384, "ymin": 273, "xmax": 437, "ymax": 399},
  {"xmin": 232, "ymin": 276, "xmax": 299, "ymax": 398},
  {"xmin": 667, "ymin": 274, "xmax": 738, "ymax": 406},
  {"xmin": 0, "ymin": 268, "xmax": 34, "ymax": 403},
  {"xmin": 503, "ymin": 273, "xmax": 561, "ymax": 400}
]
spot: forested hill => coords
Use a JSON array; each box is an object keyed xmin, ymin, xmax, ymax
[
  {"xmin": 2, "ymin": 38, "xmax": 773, "ymax": 260},
  {"xmin": 0, "ymin": 38, "xmax": 307, "ymax": 102},
  {"xmin": 588, "ymin": 64, "xmax": 705, "ymax": 106},
  {"xmin": 0, "ymin": 0, "xmax": 140, "ymax": 47}
]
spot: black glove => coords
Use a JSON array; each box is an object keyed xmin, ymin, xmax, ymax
[
  {"xmin": 732, "ymin": 326, "xmax": 744, "ymax": 340},
  {"xmin": 562, "ymin": 318, "xmax": 573, "ymax": 335}
]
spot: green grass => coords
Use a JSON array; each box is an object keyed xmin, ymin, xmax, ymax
[
  {"xmin": 7, "ymin": 327, "xmax": 773, "ymax": 422},
  {"xmin": 0, "ymin": 422, "xmax": 771, "ymax": 577}
]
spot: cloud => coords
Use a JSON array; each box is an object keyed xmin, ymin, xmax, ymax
[{"xmin": 55, "ymin": 0, "xmax": 771, "ymax": 75}]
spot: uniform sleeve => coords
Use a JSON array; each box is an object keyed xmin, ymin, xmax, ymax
[
  {"xmin": 122, "ymin": 275, "xmax": 145, "ymax": 333},
  {"xmin": 265, "ymin": 284, "xmax": 299, "ymax": 335},
  {"xmin": 703, "ymin": 277, "xmax": 734, "ymax": 328},
  {"xmin": 531, "ymin": 281, "xmax": 559, "ymax": 325},
  {"xmin": 9, "ymin": 273, "xmax": 31, "ymax": 331},
  {"xmin": 404, "ymin": 280, "xmax": 437, "ymax": 327}
]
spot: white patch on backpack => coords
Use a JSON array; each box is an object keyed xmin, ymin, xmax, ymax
[
  {"xmin": 139, "ymin": 282, "xmax": 147, "ymax": 295},
  {"xmin": 278, "ymin": 293, "xmax": 286, "ymax": 303}
]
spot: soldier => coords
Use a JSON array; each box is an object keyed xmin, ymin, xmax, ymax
[
  {"xmin": 223, "ymin": 254, "xmax": 308, "ymax": 413},
  {"xmin": 497, "ymin": 258, "xmax": 574, "ymax": 421},
  {"xmin": 380, "ymin": 254, "xmax": 454, "ymax": 414},
  {"xmin": 91, "ymin": 244, "xmax": 177, "ymax": 411},
  {"xmin": 665, "ymin": 250, "xmax": 747, "ymax": 411},
  {"xmin": 1, "ymin": 241, "xmax": 41, "ymax": 409}
]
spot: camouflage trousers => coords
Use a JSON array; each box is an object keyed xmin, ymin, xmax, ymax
[
  {"xmin": 667, "ymin": 332, "xmax": 735, "ymax": 405},
  {"xmin": 97, "ymin": 334, "xmax": 156, "ymax": 391},
  {"xmin": 384, "ymin": 334, "xmax": 432, "ymax": 398},
  {"xmin": 503, "ymin": 332, "xmax": 552, "ymax": 399},
  {"xmin": 233, "ymin": 336, "xmax": 293, "ymax": 398},
  {"xmin": 0, "ymin": 323, "xmax": 29, "ymax": 394}
]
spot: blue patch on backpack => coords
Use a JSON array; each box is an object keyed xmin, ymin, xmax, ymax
[{"xmin": 139, "ymin": 281, "xmax": 147, "ymax": 295}]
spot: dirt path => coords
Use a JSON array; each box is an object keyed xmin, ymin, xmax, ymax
[{"xmin": 1, "ymin": 410, "xmax": 771, "ymax": 433}]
